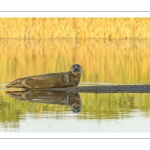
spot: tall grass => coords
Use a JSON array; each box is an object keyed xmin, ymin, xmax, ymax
[{"xmin": 0, "ymin": 18, "xmax": 150, "ymax": 38}]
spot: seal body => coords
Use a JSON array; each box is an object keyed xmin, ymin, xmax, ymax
[{"xmin": 6, "ymin": 64, "xmax": 82, "ymax": 89}]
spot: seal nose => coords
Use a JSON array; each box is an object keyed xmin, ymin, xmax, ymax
[
  {"xmin": 74, "ymin": 68, "xmax": 79, "ymax": 72},
  {"xmin": 71, "ymin": 106, "xmax": 81, "ymax": 113}
]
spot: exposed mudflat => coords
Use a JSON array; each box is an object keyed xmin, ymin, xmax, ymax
[{"xmin": 36, "ymin": 85, "xmax": 150, "ymax": 93}]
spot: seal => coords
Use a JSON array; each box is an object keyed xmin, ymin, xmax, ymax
[
  {"xmin": 6, "ymin": 90, "xmax": 82, "ymax": 113},
  {"xmin": 6, "ymin": 64, "xmax": 82, "ymax": 89}
]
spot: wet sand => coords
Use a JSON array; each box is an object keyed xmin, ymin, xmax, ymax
[{"xmin": 37, "ymin": 85, "xmax": 150, "ymax": 93}]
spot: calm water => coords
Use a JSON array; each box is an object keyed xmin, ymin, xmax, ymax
[{"xmin": 1, "ymin": 39, "xmax": 150, "ymax": 132}]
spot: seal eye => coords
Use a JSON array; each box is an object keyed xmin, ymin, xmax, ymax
[
  {"xmin": 73, "ymin": 65, "xmax": 75, "ymax": 68},
  {"xmin": 77, "ymin": 65, "xmax": 80, "ymax": 68}
]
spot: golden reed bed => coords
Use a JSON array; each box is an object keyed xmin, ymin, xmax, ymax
[{"xmin": 0, "ymin": 18, "xmax": 150, "ymax": 38}]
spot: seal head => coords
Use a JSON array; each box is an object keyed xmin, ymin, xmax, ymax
[{"xmin": 70, "ymin": 64, "xmax": 82, "ymax": 76}]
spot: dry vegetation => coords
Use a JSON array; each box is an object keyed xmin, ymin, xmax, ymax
[{"xmin": 0, "ymin": 18, "xmax": 150, "ymax": 38}]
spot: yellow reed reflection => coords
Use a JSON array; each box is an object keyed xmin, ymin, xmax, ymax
[{"xmin": 1, "ymin": 39, "xmax": 150, "ymax": 84}]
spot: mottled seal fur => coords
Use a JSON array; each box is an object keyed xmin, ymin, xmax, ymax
[{"xmin": 6, "ymin": 64, "xmax": 82, "ymax": 89}]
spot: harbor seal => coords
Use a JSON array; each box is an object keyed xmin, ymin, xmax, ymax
[
  {"xmin": 6, "ymin": 90, "xmax": 82, "ymax": 113},
  {"xmin": 6, "ymin": 64, "xmax": 82, "ymax": 89}
]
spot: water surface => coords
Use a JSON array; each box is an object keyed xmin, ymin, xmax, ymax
[{"xmin": 1, "ymin": 39, "xmax": 150, "ymax": 132}]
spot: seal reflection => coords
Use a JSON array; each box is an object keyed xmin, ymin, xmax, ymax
[{"xmin": 6, "ymin": 90, "xmax": 82, "ymax": 113}]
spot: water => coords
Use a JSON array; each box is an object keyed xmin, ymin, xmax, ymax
[{"xmin": 1, "ymin": 39, "xmax": 150, "ymax": 132}]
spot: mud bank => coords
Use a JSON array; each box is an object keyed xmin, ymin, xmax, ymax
[{"xmin": 36, "ymin": 85, "xmax": 150, "ymax": 93}]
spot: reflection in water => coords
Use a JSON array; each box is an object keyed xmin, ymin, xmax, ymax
[
  {"xmin": 1, "ymin": 39, "xmax": 150, "ymax": 84},
  {"xmin": 1, "ymin": 89, "xmax": 150, "ymax": 131},
  {"xmin": 6, "ymin": 90, "xmax": 82, "ymax": 113},
  {"xmin": 1, "ymin": 39, "xmax": 150, "ymax": 131}
]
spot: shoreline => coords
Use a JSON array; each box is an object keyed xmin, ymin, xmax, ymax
[{"xmin": 34, "ymin": 85, "xmax": 150, "ymax": 93}]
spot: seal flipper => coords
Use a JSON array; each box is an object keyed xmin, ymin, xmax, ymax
[
  {"xmin": 6, "ymin": 91, "xmax": 27, "ymax": 100},
  {"xmin": 63, "ymin": 74, "xmax": 69, "ymax": 84},
  {"xmin": 6, "ymin": 78, "xmax": 26, "ymax": 88}
]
